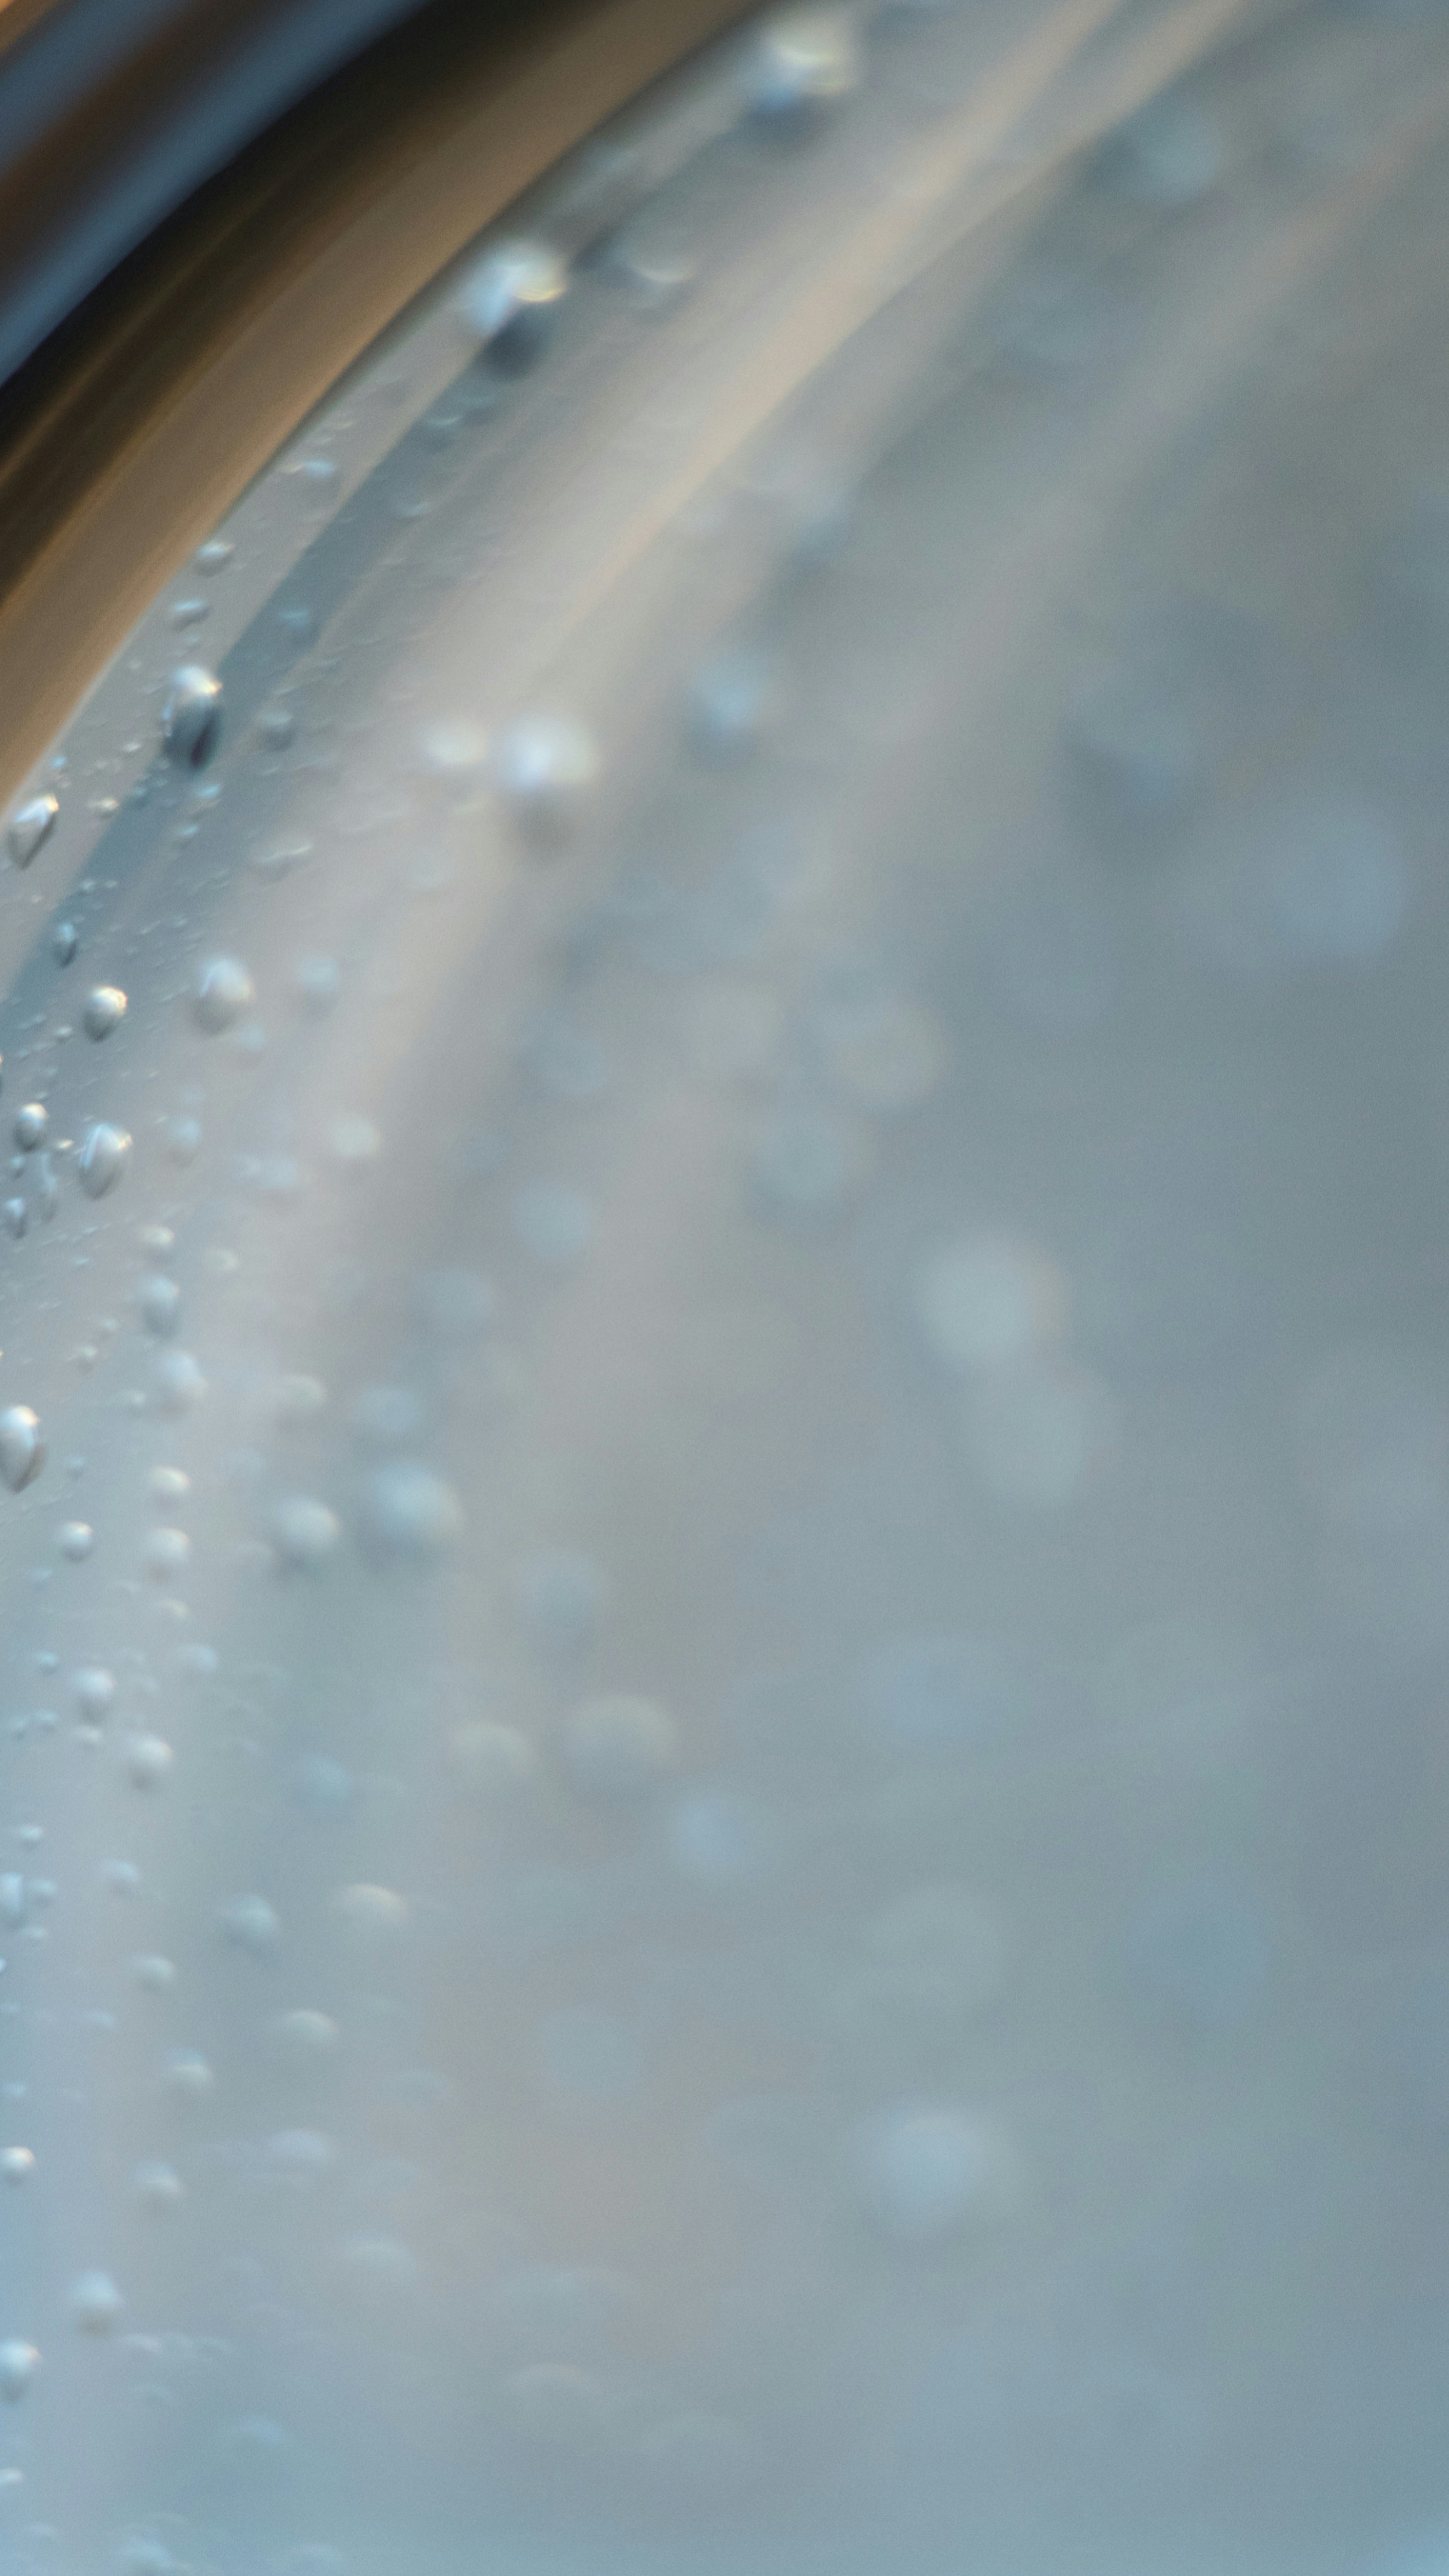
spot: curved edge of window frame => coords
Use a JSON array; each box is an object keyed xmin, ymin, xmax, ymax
[{"xmin": 0, "ymin": 0, "xmax": 758, "ymax": 820}]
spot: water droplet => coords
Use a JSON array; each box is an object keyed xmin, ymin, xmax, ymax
[
  {"xmin": 0, "ymin": 1408, "xmax": 44, "ymax": 1492},
  {"xmin": 70, "ymin": 2270, "xmax": 124, "ymax": 2335},
  {"xmin": 460, "ymin": 240, "xmax": 568, "ymax": 373},
  {"xmin": 416, "ymin": 717, "xmax": 489, "ymax": 785},
  {"xmin": 57, "ymin": 1521, "xmax": 93, "ymax": 1562},
  {"xmin": 102, "ymin": 1859, "xmax": 142, "ymax": 1898},
  {"xmin": 511, "ymin": 1180, "xmax": 591, "ymax": 1265},
  {"xmin": 3, "ymin": 1201, "xmax": 24, "ymax": 1240},
  {"xmin": 140, "ymin": 1276, "xmax": 180, "ymax": 1337},
  {"xmin": 160, "ymin": 667, "xmax": 222, "ymax": 770},
  {"xmin": 143, "ymin": 1527, "xmax": 189, "ymax": 1583},
  {"xmin": 13, "ymin": 1104, "xmax": 46, "ymax": 1152},
  {"xmin": 134, "ymin": 2160, "xmax": 183, "ymax": 2213},
  {"xmin": 360, "ymin": 1463, "xmax": 463, "ymax": 1561},
  {"xmin": 162, "ymin": 2047, "xmax": 212, "ymax": 2096},
  {"xmin": 350, "ymin": 1385, "xmax": 423, "ymax": 1449},
  {"xmin": 0, "ymin": 2341, "xmax": 38, "ymax": 2400},
  {"xmin": 167, "ymin": 1116, "xmax": 202, "ymax": 1165},
  {"xmin": 294, "ymin": 1753, "xmax": 354, "ymax": 1819},
  {"xmin": 6, "ymin": 795, "xmax": 58, "ymax": 870},
  {"xmin": 148, "ymin": 1466, "xmax": 188, "ymax": 1507},
  {"xmin": 272, "ymin": 1497, "xmax": 341, "ymax": 1572},
  {"xmin": 329, "ymin": 1115, "xmax": 381, "ymax": 1169},
  {"xmin": 151, "ymin": 1350, "xmax": 206, "ymax": 1415},
  {"xmin": 294, "ymin": 954, "xmax": 340, "ymax": 1014},
  {"xmin": 449, "ymin": 1720, "xmax": 538, "ymax": 1795},
  {"xmin": 72, "ymin": 1668, "xmax": 115, "ymax": 1723},
  {"xmin": 251, "ymin": 839, "xmax": 311, "ymax": 884},
  {"xmin": 51, "ymin": 922, "xmax": 77, "ymax": 968},
  {"xmin": 218, "ymin": 1894, "xmax": 280, "ymax": 1955},
  {"xmin": 81, "ymin": 986, "xmax": 126, "ymax": 1042},
  {"xmin": 856, "ymin": 2106, "xmax": 1014, "ymax": 2242},
  {"xmin": 1102, "ymin": 91, "xmax": 1224, "ymax": 209},
  {"xmin": 746, "ymin": 9, "xmax": 858, "ymax": 126},
  {"xmin": 563, "ymin": 1692, "xmax": 679, "ymax": 1800},
  {"xmin": 273, "ymin": 2007, "xmax": 339, "ymax": 2060},
  {"xmin": 0, "ymin": 2147, "xmax": 34, "ymax": 2184},
  {"xmin": 130, "ymin": 1954, "xmax": 177, "ymax": 1992},
  {"xmin": 257, "ymin": 703, "xmax": 295, "ymax": 750},
  {"xmin": 686, "ymin": 648, "xmax": 775, "ymax": 759},
  {"xmin": 267, "ymin": 2127, "xmax": 337, "ymax": 2181},
  {"xmin": 76, "ymin": 1124, "xmax": 132, "ymax": 1199},
  {"xmin": 195, "ymin": 538, "xmax": 233, "ymax": 575},
  {"xmin": 123, "ymin": 1732, "xmax": 174, "ymax": 1791},
  {"xmin": 193, "ymin": 956, "xmax": 254, "ymax": 1033},
  {"xmin": 491, "ymin": 717, "xmax": 598, "ymax": 842},
  {"xmin": 915, "ymin": 1234, "xmax": 1067, "ymax": 1376},
  {"xmin": 335, "ymin": 1884, "xmax": 408, "ymax": 1936},
  {"xmin": 514, "ymin": 1548, "xmax": 609, "ymax": 1655},
  {"xmin": 0, "ymin": 1877, "xmax": 24, "ymax": 1929}
]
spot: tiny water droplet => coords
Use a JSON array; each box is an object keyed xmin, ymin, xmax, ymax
[
  {"xmin": 3, "ymin": 1200, "xmax": 25, "ymax": 1240},
  {"xmin": 69, "ymin": 2271, "xmax": 123, "ymax": 2335},
  {"xmin": 295, "ymin": 955, "xmax": 340, "ymax": 1014},
  {"xmin": 130, "ymin": 1953, "xmax": 177, "ymax": 1992},
  {"xmin": 167, "ymin": 1116, "xmax": 202, "ymax": 1165},
  {"xmin": 73, "ymin": 1668, "xmax": 115, "ymax": 1721},
  {"xmin": 564, "ymin": 1692, "xmax": 679, "ymax": 1800},
  {"xmin": 257, "ymin": 704, "xmax": 295, "ymax": 750},
  {"xmin": 0, "ymin": 2341, "xmax": 38, "ymax": 2399},
  {"xmin": 82, "ymin": 986, "xmax": 126, "ymax": 1041},
  {"xmin": 460, "ymin": 240, "xmax": 568, "ymax": 373},
  {"xmin": 123, "ymin": 1732, "xmax": 174, "ymax": 1791},
  {"xmin": 272, "ymin": 1497, "xmax": 341, "ymax": 1571},
  {"xmin": 162, "ymin": 2046, "xmax": 213, "ymax": 2096},
  {"xmin": 134, "ymin": 2159, "xmax": 183, "ymax": 2212},
  {"xmin": 6, "ymin": 796, "xmax": 58, "ymax": 870},
  {"xmin": 143, "ymin": 1527, "xmax": 189, "ymax": 1583},
  {"xmin": 195, "ymin": 538, "xmax": 234, "ymax": 575},
  {"xmin": 13, "ymin": 1104, "xmax": 46, "ymax": 1152},
  {"xmin": 0, "ymin": 2147, "xmax": 34, "ymax": 2184},
  {"xmin": 0, "ymin": 1408, "xmax": 44, "ymax": 1492},
  {"xmin": 57, "ymin": 1521, "xmax": 93, "ymax": 1562},
  {"xmin": 151, "ymin": 1350, "xmax": 206, "ymax": 1414},
  {"xmin": 51, "ymin": 922, "xmax": 77, "ymax": 968},
  {"xmin": 161, "ymin": 667, "xmax": 222, "ymax": 770},
  {"xmin": 492, "ymin": 717, "xmax": 598, "ymax": 842},
  {"xmin": 193, "ymin": 956, "xmax": 254, "ymax": 1033},
  {"xmin": 140, "ymin": 1277, "xmax": 181, "ymax": 1337},
  {"xmin": 360, "ymin": 1463, "xmax": 463, "ymax": 1561},
  {"xmin": 218, "ymin": 1894, "xmax": 280, "ymax": 1954},
  {"xmin": 76, "ymin": 1124, "xmax": 131, "ymax": 1198},
  {"xmin": 335, "ymin": 1884, "xmax": 408, "ymax": 1936}
]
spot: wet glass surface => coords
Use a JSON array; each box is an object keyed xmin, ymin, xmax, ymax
[{"xmin": 6, "ymin": 1, "xmax": 1449, "ymax": 2570}]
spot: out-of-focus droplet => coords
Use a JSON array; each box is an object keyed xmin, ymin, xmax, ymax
[
  {"xmin": 0, "ymin": 1875, "xmax": 26, "ymax": 1928},
  {"xmin": 130, "ymin": 1954, "xmax": 177, "ymax": 1993},
  {"xmin": 257, "ymin": 703, "xmax": 295, "ymax": 750},
  {"xmin": 492, "ymin": 717, "xmax": 598, "ymax": 841},
  {"xmin": 161, "ymin": 666, "xmax": 222, "ymax": 770},
  {"xmin": 417, "ymin": 717, "xmax": 489, "ymax": 785},
  {"xmin": 272, "ymin": 1497, "xmax": 341, "ymax": 1571},
  {"xmin": 336, "ymin": 1884, "xmax": 409, "ymax": 1936},
  {"xmin": 82, "ymin": 985, "xmax": 126, "ymax": 1042},
  {"xmin": 193, "ymin": 955, "xmax": 254, "ymax": 1033},
  {"xmin": 274, "ymin": 2007, "xmax": 340, "ymax": 2060},
  {"xmin": 0, "ymin": 2341, "xmax": 38, "ymax": 2400},
  {"xmin": 746, "ymin": 9, "xmax": 858, "ymax": 127},
  {"xmin": 329, "ymin": 1115, "xmax": 382, "ymax": 1170},
  {"xmin": 13, "ymin": 1104, "xmax": 46, "ymax": 1152},
  {"xmin": 134, "ymin": 2160, "xmax": 183, "ymax": 2213},
  {"xmin": 360, "ymin": 1463, "xmax": 463, "ymax": 1561},
  {"xmin": 76, "ymin": 1122, "xmax": 131, "ymax": 1198},
  {"xmin": 512, "ymin": 1180, "xmax": 591, "ymax": 1265},
  {"xmin": 151, "ymin": 1350, "xmax": 206, "ymax": 1414},
  {"xmin": 686, "ymin": 648, "xmax": 775, "ymax": 759},
  {"xmin": 515, "ymin": 1548, "xmax": 609, "ymax": 1655},
  {"xmin": 856, "ymin": 2106, "xmax": 1014, "ymax": 2242},
  {"xmin": 57, "ymin": 1520, "xmax": 93, "ymax": 1562},
  {"xmin": 915, "ymin": 1234, "xmax": 1068, "ymax": 1376},
  {"xmin": 123, "ymin": 1732, "xmax": 174, "ymax": 1791},
  {"xmin": 3, "ymin": 1199, "xmax": 25, "ymax": 1240},
  {"xmin": 295, "ymin": 954, "xmax": 340, "ymax": 1014},
  {"xmin": 167, "ymin": 1116, "xmax": 202, "ymax": 1165},
  {"xmin": 73, "ymin": 1668, "xmax": 115, "ymax": 1722},
  {"xmin": 0, "ymin": 1407, "xmax": 44, "ymax": 1492},
  {"xmin": 148, "ymin": 1466, "xmax": 188, "ymax": 1506},
  {"xmin": 70, "ymin": 2271, "xmax": 124, "ymax": 2335},
  {"xmin": 1103, "ymin": 90, "xmax": 1224, "ymax": 209},
  {"xmin": 351, "ymin": 1385, "xmax": 424, "ymax": 1450},
  {"xmin": 103, "ymin": 1859, "xmax": 142, "ymax": 1898},
  {"xmin": 162, "ymin": 2047, "xmax": 213, "ymax": 2096},
  {"xmin": 563, "ymin": 1691, "xmax": 679, "ymax": 1800},
  {"xmin": 0, "ymin": 2147, "xmax": 34, "ymax": 2185},
  {"xmin": 51, "ymin": 922, "xmax": 77, "ymax": 968},
  {"xmin": 140, "ymin": 1276, "xmax": 181, "ymax": 1337},
  {"xmin": 449, "ymin": 1720, "xmax": 538, "ymax": 1796},
  {"xmin": 6, "ymin": 795, "xmax": 58, "ymax": 870},
  {"xmin": 219, "ymin": 1894, "xmax": 280, "ymax": 1955},
  {"xmin": 460, "ymin": 240, "xmax": 568, "ymax": 373},
  {"xmin": 143, "ymin": 1526, "xmax": 189, "ymax": 1583}
]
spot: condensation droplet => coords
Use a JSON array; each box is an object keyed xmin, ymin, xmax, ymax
[
  {"xmin": 140, "ymin": 1276, "xmax": 181, "ymax": 1338},
  {"xmin": 3, "ymin": 1200, "xmax": 24, "ymax": 1241},
  {"xmin": 746, "ymin": 11, "xmax": 858, "ymax": 127},
  {"xmin": 360, "ymin": 1463, "xmax": 463, "ymax": 1561},
  {"xmin": 134, "ymin": 2160, "xmax": 183, "ymax": 2213},
  {"xmin": 0, "ymin": 2341, "xmax": 38, "ymax": 2400},
  {"xmin": 130, "ymin": 1954, "xmax": 177, "ymax": 1993},
  {"xmin": 218, "ymin": 1894, "xmax": 280, "ymax": 1955},
  {"xmin": 161, "ymin": 667, "xmax": 222, "ymax": 770},
  {"xmin": 76, "ymin": 1124, "xmax": 131, "ymax": 1199},
  {"xmin": 460, "ymin": 240, "xmax": 568, "ymax": 373},
  {"xmin": 123, "ymin": 1732, "xmax": 174, "ymax": 1791},
  {"xmin": 336, "ymin": 1884, "xmax": 408, "ymax": 1937},
  {"xmin": 13, "ymin": 1104, "xmax": 46, "ymax": 1152},
  {"xmin": 492, "ymin": 717, "xmax": 598, "ymax": 841},
  {"xmin": 57, "ymin": 1521, "xmax": 93, "ymax": 1562},
  {"xmin": 143, "ymin": 1527, "xmax": 190, "ymax": 1583},
  {"xmin": 0, "ymin": 2148, "xmax": 34, "ymax": 2184},
  {"xmin": 69, "ymin": 2271, "xmax": 124, "ymax": 2335},
  {"xmin": 0, "ymin": 1408, "xmax": 44, "ymax": 1492},
  {"xmin": 51, "ymin": 922, "xmax": 77, "ymax": 968},
  {"xmin": 72, "ymin": 1667, "xmax": 115, "ymax": 1722},
  {"xmin": 193, "ymin": 956, "xmax": 255, "ymax": 1034},
  {"xmin": 563, "ymin": 1692, "xmax": 679, "ymax": 1800},
  {"xmin": 272, "ymin": 1497, "xmax": 341, "ymax": 1572},
  {"xmin": 6, "ymin": 795, "xmax": 58, "ymax": 870},
  {"xmin": 151, "ymin": 1350, "xmax": 206, "ymax": 1415},
  {"xmin": 82, "ymin": 986, "xmax": 126, "ymax": 1042}
]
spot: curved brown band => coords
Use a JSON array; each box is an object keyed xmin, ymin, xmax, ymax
[{"xmin": 0, "ymin": 0, "xmax": 752, "ymax": 812}]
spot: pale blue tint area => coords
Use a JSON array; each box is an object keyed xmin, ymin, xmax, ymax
[{"xmin": 5, "ymin": 1, "xmax": 1449, "ymax": 2572}]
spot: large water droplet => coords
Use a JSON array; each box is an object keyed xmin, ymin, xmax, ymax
[
  {"xmin": 76, "ymin": 1123, "xmax": 131, "ymax": 1198},
  {"xmin": 193, "ymin": 956, "xmax": 255, "ymax": 1033},
  {"xmin": 82, "ymin": 986, "xmax": 126, "ymax": 1042},
  {"xmin": 0, "ymin": 1408, "xmax": 44, "ymax": 1492},
  {"xmin": 6, "ymin": 795, "xmax": 58, "ymax": 870},
  {"xmin": 161, "ymin": 667, "xmax": 222, "ymax": 770}
]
